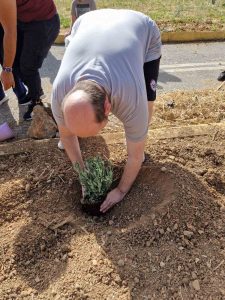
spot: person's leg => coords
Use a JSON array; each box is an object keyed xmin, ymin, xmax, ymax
[
  {"xmin": 19, "ymin": 24, "xmax": 43, "ymax": 104},
  {"xmin": 19, "ymin": 14, "xmax": 60, "ymax": 120},
  {"xmin": 12, "ymin": 28, "xmax": 28, "ymax": 103}
]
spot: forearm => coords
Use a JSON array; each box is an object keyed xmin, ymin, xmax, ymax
[
  {"xmin": 3, "ymin": 29, "xmax": 16, "ymax": 67},
  {"xmin": 100, "ymin": 138, "xmax": 145, "ymax": 213},
  {"xmin": 0, "ymin": 0, "xmax": 17, "ymax": 67},
  {"xmin": 60, "ymin": 135, "xmax": 84, "ymax": 168},
  {"xmin": 118, "ymin": 156, "xmax": 142, "ymax": 194}
]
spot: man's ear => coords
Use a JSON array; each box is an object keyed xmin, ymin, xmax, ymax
[{"xmin": 104, "ymin": 96, "xmax": 111, "ymax": 116}]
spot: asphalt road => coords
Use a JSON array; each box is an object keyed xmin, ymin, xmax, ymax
[{"xmin": 41, "ymin": 41, "xmax": 225, "ymax": 94}]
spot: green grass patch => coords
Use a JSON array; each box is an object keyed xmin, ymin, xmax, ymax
[{"xmin": 55, "ymin": 0, "xmax": 225, "ymax": 31}]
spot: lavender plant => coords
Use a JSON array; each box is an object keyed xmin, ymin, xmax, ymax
[{"xmin": 74, "ymin": 156, "xmax": 113, "ymax": 205}]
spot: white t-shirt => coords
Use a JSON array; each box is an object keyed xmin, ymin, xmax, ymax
[{"xmin": 51, "ymin": 9, "xmax": 162, "ymax": 142}]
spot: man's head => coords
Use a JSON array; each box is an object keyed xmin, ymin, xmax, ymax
[{"xmin": 62, "ymin": 80, "xmax": 111, "ymax": 137}]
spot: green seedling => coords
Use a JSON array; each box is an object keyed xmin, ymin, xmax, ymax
[{"xmin": 74, "ymin": 156, "xmax": 113, "ymax": 205}]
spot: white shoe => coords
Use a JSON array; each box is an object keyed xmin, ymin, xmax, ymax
[
  {"xmin": 58, "ymin": 140, "xmax": 65, "ymax": 150},
  {"xmin": 0, "ymin": 95, "xmax": 9, "ymax": 106}
]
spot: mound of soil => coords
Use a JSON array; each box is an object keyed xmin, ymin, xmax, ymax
[{"xmin": 0, "ymin": 128, "xmax": 224, "ymax": 299}]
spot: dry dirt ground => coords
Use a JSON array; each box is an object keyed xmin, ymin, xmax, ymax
[{"xmin": 0, "ymin": 88, "xmax": 225, "ymax": 300}]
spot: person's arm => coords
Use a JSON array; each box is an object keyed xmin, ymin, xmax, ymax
[
  {"xmin": 0, "ymin": 0, "xmax": 17, "ymax": 90},
  {"xmin": 100, "ymin": 138, "xmax": 145, "ymax": 213},
  {"xmin": 65, "ymin": 14, "xmax": 77, "ymax": 37},
  {"xmin": 58, "ymin": 124, "xmax": 84, "ymax": 168},
  {"xmin": 65, "ymin": 0, "xmax": 77, "ymax": 37}
]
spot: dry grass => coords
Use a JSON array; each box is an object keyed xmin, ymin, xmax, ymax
[
  {"xmin": 102, "ymin": 88, "xmax": 225, "ymax": 134},
  {"xmin": 153, "ymin": 88, "xmax": 225, "ymax": 128}
]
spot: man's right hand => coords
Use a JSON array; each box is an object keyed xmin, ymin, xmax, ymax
[{"xmin": 1, "ymin": 71, "xmax": 15, "ymax": 90}]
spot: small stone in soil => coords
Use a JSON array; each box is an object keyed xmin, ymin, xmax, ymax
[
  {"xmin": 92, "ymin": 259, "xmax": 98, "ymax": 266},
  {"xmin": 150, "ymin": 213, "xmax": 156, "ymax": 220},
  {"xmin": 160, "ymin": 261, "xmax": 165, "ymax": 268},
  {"xmin": 61, "ymin": 254, "xmax": 67, "ymax": 262},
  {"xmin": 109, "ymin": 220, "xmax": 114, "ymax": 226},
  {"xmin": 25, "ymin": 183, "xmax": 31, "ymax": 193},
  {"xmin": 183, "ymin": 230, "xmax": 194, "ymax": 238},
  {"xmin": 35, "ymin": 276, "xmax": 40, "ymax": 283},
  {"xmin": 159, "ymin": 228, "xmax": 164, "ymax": 235},
  {"xmin": 118, "ymin": 259, "xmax": 125, "ymax": 267},
  {"xmin": 173, "ymin": 223, "xmax": 178, "ymax": 230},
  {"xmin": 146, "ymin": 241, "xmax": 151, "ymax": 247},
  {"xmin": 134, "ymin": 277, "xmax": 140, "ymax": 284},
  {"xmin": 71, "ymin": 228, "xmax": 76, "ymax": 235},
  {"xmin": 192, "ymin": 279, "xmax": 200, "ymax": 291},
  {"xmin": 161, "ymin": 167, "xmax": 167, "ymax": 172}
]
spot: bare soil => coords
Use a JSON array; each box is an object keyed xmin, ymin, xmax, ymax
[{"xmin": 0, "ymin": 88, "xmax": 225, "ymax": 300}]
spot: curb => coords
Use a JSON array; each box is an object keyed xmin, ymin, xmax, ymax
[
  {"xmin": 54, "ymin": 31, "xmax": 225, "ymax": 45},
  {"xmin": 161, "ymin": 31, "xmax": 225, "ymax": 43}
]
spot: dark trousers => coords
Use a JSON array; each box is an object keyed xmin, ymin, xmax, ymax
[
  {"xmin": 14, "ymin": 14, "xmax": 60, "ymax": 104},
  {"xmin": 0, "ymin": 25, "xmax": 27, "ymax": 101}
]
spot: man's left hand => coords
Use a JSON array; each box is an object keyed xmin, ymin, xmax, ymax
[{"xmin": 100, "ymin": 187, "xmax": 126, "ymax": 213}]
